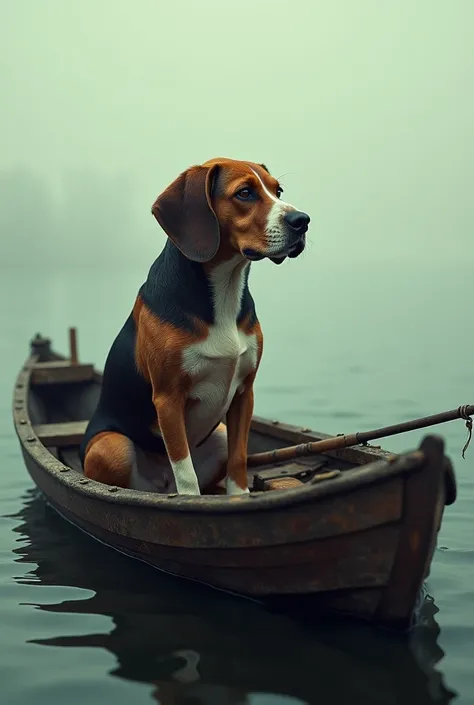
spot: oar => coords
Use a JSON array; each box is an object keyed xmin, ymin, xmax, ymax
[{"xmin": 247, "ymin": 404, "xmax": 474, "ymax": 468}]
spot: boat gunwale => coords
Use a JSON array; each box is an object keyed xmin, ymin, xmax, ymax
[{"xmin": 13, "ymin": 352, "xmax": 430, "ymax": 515}]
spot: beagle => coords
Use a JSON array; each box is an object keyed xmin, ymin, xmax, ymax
[{"xmin": 80, "ymin": 157, "xmax": 310, "ymax": 496}]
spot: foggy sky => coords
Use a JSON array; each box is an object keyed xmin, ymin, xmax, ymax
[{"xmin": 1, "ymin": 0, "xmax": 473, "ymax": 270}]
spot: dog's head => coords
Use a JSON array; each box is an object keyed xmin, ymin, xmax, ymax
[{"xmin": 151, "ymin": 157, "xmax": 310, "ymax": 264}]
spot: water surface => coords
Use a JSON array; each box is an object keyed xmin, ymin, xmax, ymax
[{"xmin": 1, "ymin": 264, "xmax": 472, "ymax": 704}]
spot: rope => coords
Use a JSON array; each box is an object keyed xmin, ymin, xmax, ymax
[{"xmin": 459, "ymin": 405, "xmax": 473, "ymax": 459}]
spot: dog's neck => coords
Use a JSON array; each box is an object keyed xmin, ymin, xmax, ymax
[
  {"xmin": 205, "ymin": 254, "xmax": 250, "ymax": 328},
  {"xmin": 143, "ymin": 241, "xmax": 254, "ymax": 330}
]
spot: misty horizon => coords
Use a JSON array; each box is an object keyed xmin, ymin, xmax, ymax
[{"xmin": 1, "ymin": 1, "xmax": 473, "ymax": 270}]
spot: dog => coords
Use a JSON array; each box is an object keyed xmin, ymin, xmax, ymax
[{"xmin": 79, "ymin": 157, "xmax": 310, "ymax": 496}]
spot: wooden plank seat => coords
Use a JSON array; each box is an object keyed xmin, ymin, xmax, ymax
[
  {"xmin": 31, "ymin": 361, "xmax": 94, "ymax": 385},
  {"xmin": 34, "ymin": 420, "xmax": 88, "ymax": 447}
]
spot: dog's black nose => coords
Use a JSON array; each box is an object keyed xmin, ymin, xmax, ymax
[{"xmin": 284, "ymin": 210, "xmax": 310, "ymax": 234}]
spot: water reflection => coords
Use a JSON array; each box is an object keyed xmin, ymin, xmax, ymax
[{"xmin": 7, "ymin": 490, "xmax": 456, "ymax": 705}]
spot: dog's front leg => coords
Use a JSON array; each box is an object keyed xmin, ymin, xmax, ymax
[
  {"xmin": 153, "ymin": 394, "xmax": 200, "ymax": 496},
  {"xmin": 225, "ymin": 379, "xmax": 254, "ymax": 496}
]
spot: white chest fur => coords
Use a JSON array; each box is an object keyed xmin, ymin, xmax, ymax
[{"xmin": 181, "ymin": 257, "xmax": 258, "ymax": 447}]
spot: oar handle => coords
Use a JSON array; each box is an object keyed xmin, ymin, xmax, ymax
[{"xmin": 247, "ymin": 404, "xmax": 474, "ymax": 468}]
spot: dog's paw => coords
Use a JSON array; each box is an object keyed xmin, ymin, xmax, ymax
[{"xmin": 225, "ymin": 477, "xmax": 250, "ymax": 496}]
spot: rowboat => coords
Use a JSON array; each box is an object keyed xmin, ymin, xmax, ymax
[{"xmin": 12, "ymin": 331, "xmax": 458, "ymax": 631}]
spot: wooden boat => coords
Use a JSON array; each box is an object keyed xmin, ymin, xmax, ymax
[{"xmin": 12, "ymin": 332, "xmax": 458, "ymax": 631}]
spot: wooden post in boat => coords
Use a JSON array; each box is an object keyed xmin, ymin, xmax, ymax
[{"xmin": 69, "ymin": 327, "xmax": 78, "ymax": 365}]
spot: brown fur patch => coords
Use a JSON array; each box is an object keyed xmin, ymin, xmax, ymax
[
  {"xmin": 133, "ymin": 295, "xmax": 207, "ymax": 389},
  {"xmin": 151, "ymin": 164, "xmax": 221, "ymax": 263},
  {"xmin": 133, "ymin": 296, "xmax": 210, "ymax": 463},
  {"xmin": 224, "ymin": 316, "xmax": 263, "ymax": 491},
  {"xmin": 226, "ymin": 376, "xmax": 255, "ymax": 491},
  {"xmin": 84, "ymin": 431, "xmax": 134, "ymax": 487},
  {"xmin": 200, "ymin": 158, "xmax": 284, "ymax": 263}
]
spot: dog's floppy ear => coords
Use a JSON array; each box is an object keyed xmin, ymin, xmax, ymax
[{"xmin": 151, "ymin": 164, "xmax": 220, "ymax": 263}]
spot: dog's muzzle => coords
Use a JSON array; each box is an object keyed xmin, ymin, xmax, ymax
[
  {"xmin": 269, "ymin": 210, "xmax": 309, "ymax": 264},
  {"xmin": 243, "ymin": 236, "xmax": 306, "ymax": 264},
  {"xmin": 242, "ymin": 209, "xmax": 310, "ymax": 264},
  {"xmin": 268, "ymin": 237, "xmax": 306, "ymax": 265}
]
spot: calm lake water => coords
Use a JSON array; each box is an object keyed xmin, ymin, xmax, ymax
[{"xmin": 0, "ymin": 262, "xmax": 473, "ymax": 705}]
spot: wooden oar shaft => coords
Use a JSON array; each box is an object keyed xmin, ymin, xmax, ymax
[{"xmin": 247, "ymin": 404, "xmax": 474, "ymax": 467}]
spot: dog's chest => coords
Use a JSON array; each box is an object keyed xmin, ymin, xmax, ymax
[
  {"xmin": 181, "ymin": 257, "xmax": 258, "ymax": 445},
  {"xmin": 182, "ymin": 324, "xmax": 258, "ymax": 445}
]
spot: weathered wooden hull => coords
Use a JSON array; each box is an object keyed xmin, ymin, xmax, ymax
[
  {"xmin": 12, "ymin": 335, "xmax": 457, "ymax": 630},
  {"xmin": 12, "ymin": 496, "xmax": 456, "ymax": 705}
]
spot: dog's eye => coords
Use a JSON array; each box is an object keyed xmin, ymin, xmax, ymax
[
  {"xmin": 235, "ymin": 187, "xmax": 254, "ymax": 201},
  {"xmin": 276, "ymin": 186, "xmax": 283, "ymax": 198}
]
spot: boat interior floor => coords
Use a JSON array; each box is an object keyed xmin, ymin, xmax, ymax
[
  {"xmin": 29, "ymin": 376, "xmax": 354, "ymax": 496},
  {"xmin": 55, "ymin": 444, "xmax": 342, "ymax": 495}
]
